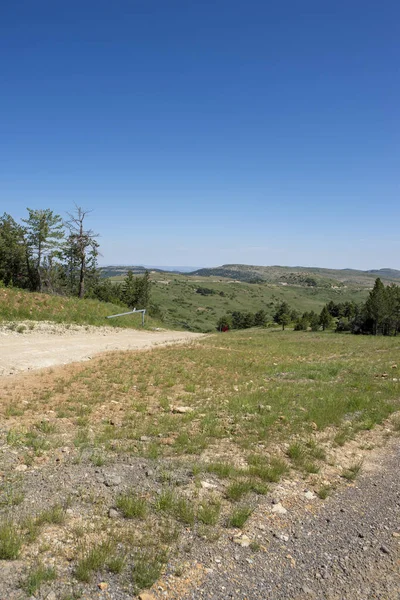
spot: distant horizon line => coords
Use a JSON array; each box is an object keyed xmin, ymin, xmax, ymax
[{"xmin": 98, "ymin": 263, "xmax": 400, "ymax": 273}]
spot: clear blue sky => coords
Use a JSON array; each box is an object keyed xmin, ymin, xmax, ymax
[{"xmin": 1, "ymin": 1, "xmax": 399, "ymax": 269}]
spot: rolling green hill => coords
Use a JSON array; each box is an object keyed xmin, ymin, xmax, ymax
[{"xmin": 107, "ymin": 269, "xmax": 371, "ymax": 332}]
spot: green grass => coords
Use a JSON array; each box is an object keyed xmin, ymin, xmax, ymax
[
  {"xmin": 75, "ymin": 541, "xmax": 113, "ymax": 582},
  {"xmin": 229, "ymin": 506, "xmax": 253, "ymax": 528},
  {"xmin": 341, "ymin": 461, "xmax": 363, "ymax": 481},
  {"xmin": 0, "ymin": 521, "xmax": 22, "ymax": 559},
  {"xmin": 132, "ymin": 548, "xmax": 168, "ymax": 593},
  {"xmin": 116, "ymin": 492, "xmax": 147, "ymax": 519},
  {"xmin": 23, "ymin": 564, "xmax": 57, "ymax": 595},
  {"xmin": 0, "ymin": 287, "xmax": 160, "ymax": 329},
  {"xmin": 107, "ymin": 269, "xmax": 371, "ymax": 332},
  {"xmin": 197, "ymin": 499, "xmax": 221, "ymax": 525}
]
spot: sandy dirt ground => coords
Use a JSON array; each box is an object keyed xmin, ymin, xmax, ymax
[{"xmin": 0, "ymin": 322, "xmax": 203, "ymax": 376}]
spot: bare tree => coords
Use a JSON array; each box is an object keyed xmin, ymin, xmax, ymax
[{"xmin": 65, "ymin": 205, "xmax": 99, "ymax": 298}]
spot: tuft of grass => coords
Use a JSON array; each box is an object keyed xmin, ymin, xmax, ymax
[
  {"xmin": 35, "ymin": 420, "xmax": 57, "ymax": 434},
  {"xmin": 172, "ymin": 496, "xmax": 195, "ymax": 525},
  {"xmin": 229, "ymin": 505, "xmax": 253, "ymax": 528},
  {"xmin": 317, "ymin": 484, "xmax": 332, "ymax": 499},
  {"xmin": 36, "ymin": 504, "xmax": 66, "ymax": 526},
  {"xmin": 155, "ymin": 488, "xmax": 176, "ymax": 512},
  {"xmin": 225, "ymin": 480, "xmax": 252, "ymax": 501},
  {"xmin": 23, "ymin": 564, "xmax": 57, "ymax": 595},
  {"xmin": 90, "ymin": 452, "xmax": 106, "ymax": 467},
  {"xmin": 107, "ymin": 553, "xmax": 126, "ymax": 574},
  {"xmin": 248, "ymin": 456, "xmax": 288, "ymax": 483},
  {"xmin": 0, "ymin": 485, "xmax": 24, "ymax": 508},
  {"xmin": 341, "ymin": 461, "xmax": 363, "ymax": 481},
  {"xmin": 116, "ymin": 492, "xmax": 147, "ymax": 519},
  {"xmin": 206, "ymin": 462, "xmax": 237, "ymax": 478},
  {"xmin": 197, "ymin": 499, "xmax": 221, "ymax": 526},
  {"xmin": 132, "ymin": 548, "xmax": 168, "ymax": 593},
  {"xmin": 0, "ymin": 521, "xmax": 22, "ymax": 559},
  {"xmin": 75, "ymin": 541, "xmax": 113, "ymax": 582}
]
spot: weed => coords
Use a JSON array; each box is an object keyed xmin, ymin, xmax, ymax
[
  {"xmin": 132, "ymin": 548, "xmax": 168, "ymax": 593},
  {"xmin": 36, "ymin": 504, "xmax": 66, "ymax": 526},
  {"xmin": 107, "ymin": 553, "xmax": 126, "ymax": 574},
  {"xmin": 197, "ymin": 499, "xmax": 221, "ymax": 525},
  {"xmin": 229, "ymin": 506, "xmax": 253, "ymax": 528},
  {"xmin": 341, "ymin": 461, "xmax": 363, "ymax": 481},
  {"xmin": 90, "ymin": 452, "xmax": 106, "ymax": 467},
  {"xmin": 23, "ymin": 564, "xmax": 57, "ymax": 595},
  {"xmin": 172, "ymin": 496, "xmax": 195, "ymax": 525},
  {"xmin": 75, "ymin": 541, "xmax": 113, "ymax": 582},
  {"xmin": 155, "ymin": 489, "xmax": 176, "ymax": 512},
  {"xmin": 116, "ymin": 493, "xmax": 147, "ymax": 519},
  {"xmin": 35, "ymin": 420, "xmax": 57, "ymax": 434},
  {"xmin": 206, "ymin": 462, "xmax": 237, "ymax": 478},
  {"xmin": 317, "ymin": 484, "xmax": 332, "ymax": 499},
  {"xmin": 0, "ymin": 521, "xmax": 22, "ymax": 559},
  {"xmin": 226, "ymin": 480, "xmax": 252, "ymax": 501}
]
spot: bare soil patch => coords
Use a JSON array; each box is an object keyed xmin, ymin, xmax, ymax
[{"xmin": 0, "ymin": 322, "xmax": 203, "ymax": 376}]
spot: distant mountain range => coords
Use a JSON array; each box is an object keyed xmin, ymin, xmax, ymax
[{"xmin": 101, "ymin": 264, "xmax": 400, "ymax": 287}]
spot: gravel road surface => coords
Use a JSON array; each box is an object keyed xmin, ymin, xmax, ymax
[
  {"xmin": 178, "ymin": 439, "xmax": 400, "ymax": 600},
  {"xmin": 0, "ymin": 323, "xmax": 202, "ymax": 376}
]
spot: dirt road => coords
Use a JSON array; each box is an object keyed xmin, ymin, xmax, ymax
[{"xmin": 0, "ymin": 322, "xmax": 202, "ymax": 376}]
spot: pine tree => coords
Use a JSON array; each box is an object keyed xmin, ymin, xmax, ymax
[
  {"xmin": 319, "ymin": 305, "xmax": 334, "ymax": 331},
  {"xmin": 273, "ymin": 302, "xmax": 292, "ymax": 330},
  {"xmin": 365, "ymin": 278, "xmax": 388, "ymax": 335},
  {"xmin": 22, "ymin": 208, "xmax": 64, "ymax": 292}
]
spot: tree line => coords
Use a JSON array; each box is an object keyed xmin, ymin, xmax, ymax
[
  {"xmin": 217, "ymin": 278, "xmax": 400, "ymax": 336},
  {"xmin": 0, "ymin": 207, "xmax": 152, "ymax": 310}
]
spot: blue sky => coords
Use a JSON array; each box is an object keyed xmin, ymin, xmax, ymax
[{"xmin": 1, "ymin": 0, "xmax": 399, "ymax": 269}]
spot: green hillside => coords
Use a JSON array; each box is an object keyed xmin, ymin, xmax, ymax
[
  {"xmin": 0, "ymin": 287, "xmax": 160, "ymax": 329},
  {"xmin": 108, "ymin": 270, "xmax": 370, "ymax": 332}
]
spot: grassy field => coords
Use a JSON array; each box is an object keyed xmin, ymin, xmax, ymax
[
  {"xmin": 0, "ymin": 287, "xmax": 161, "ymax": 329},
  {"xmin": 1, "ymin": 329, "xmax": 400, "ymax": 596},
  {"xmin": 108, "ymin": 271, "xmax": 370, "ymax": 332}
]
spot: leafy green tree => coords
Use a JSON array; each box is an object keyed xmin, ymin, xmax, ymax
[
  {"xmin": 0, "ymin": 213, "xmax": 28, "ymax": 287},
  {"xmin": 319, "ymin": 305, "xmax": 334, "ymax": 330},
  {"xmin": 123, "ymin": 270, "xmax": 151, "ymax": 309},
  {"xmin": 22, "ymin": 208, "xmax": 64, "ymax": 292},
  {"xmin": 217, "ymin": 314, "xmax": 232, "ymax": 331},
  {"xmin": 273, "ymin": 302, "xmax": 291, "ymax": 330},
  {"xmin": 254, "ymin": 309, "xmax": 267, "ymax": 327},
  {"xmin": 309, "ymin": 311, "xmax": 320, "ymax": 331}
]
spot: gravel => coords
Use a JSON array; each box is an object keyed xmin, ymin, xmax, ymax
[{"xmin": 178, "ymin": 439, "xmax": 400, "ymax": 600}]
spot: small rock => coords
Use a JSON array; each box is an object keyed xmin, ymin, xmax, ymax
[
  {"xmin": 233, "ymin": 534, "xmax": 251, "ymax": 547},
  {"xmin": 15, "ymin": 464, "xmax": 28, "ymax": 472},
  {"xmin": 171, "ymin": 406, "xmax": 193, "ymax": 414},
  {"xmin": 98, "ymin": 582, "xmax": 108, "ymax": 591},
  {"xmin": 380, "ymin": 545, "xmax": 390, "ymax": 554},
  {"xmin": 201, "ymin": 481, "xmax": 217, "ymax": 489},
  {"xmin": 145, "ymin": 469, "xmax": 154, "ymax": 477},
  {"xmin": 302, "ymin": 585, "xmax": 316, "ymax": 596},
  {"xmin": 66, "ymin": 508, "xmax": 73, "ymax": 516},
  {"xmin": 304, "ymin": 491, "xmax": 316, "ymax": 500},
  {"xmin": 279, "ymin": 534, "xmax": 289, "ymax": 542},
  {"xmin": 140, "ymin": 436, "xmax": 151, "ymax": 442},
  {"xmin": 108, "ymin": 508, "xmax": 119, "ymax": 519},
  {"xmin": 272, "ymin": 502, "xmax": 287, "ymax": 515},
  {"xmin": 392, "ymin": 532, "xmax": 400, "ymax": 538},
  {"xmin": 104, "ymin": 474, "xmax": 122, "ymax": 487},
  {"xmin": 233, "ymin": 386, "xmax": 239, "ymax": 392},
  {"xmin": 46, "ymin": 592, "xmax": 57, "ymax": 600},
  {"xmin": 214, "ymin": 557, "xmax": 221, "ymax": 563},
  {"xmin": 139, "ymin": 593, "xmax": 156, "ymax": 600}
]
